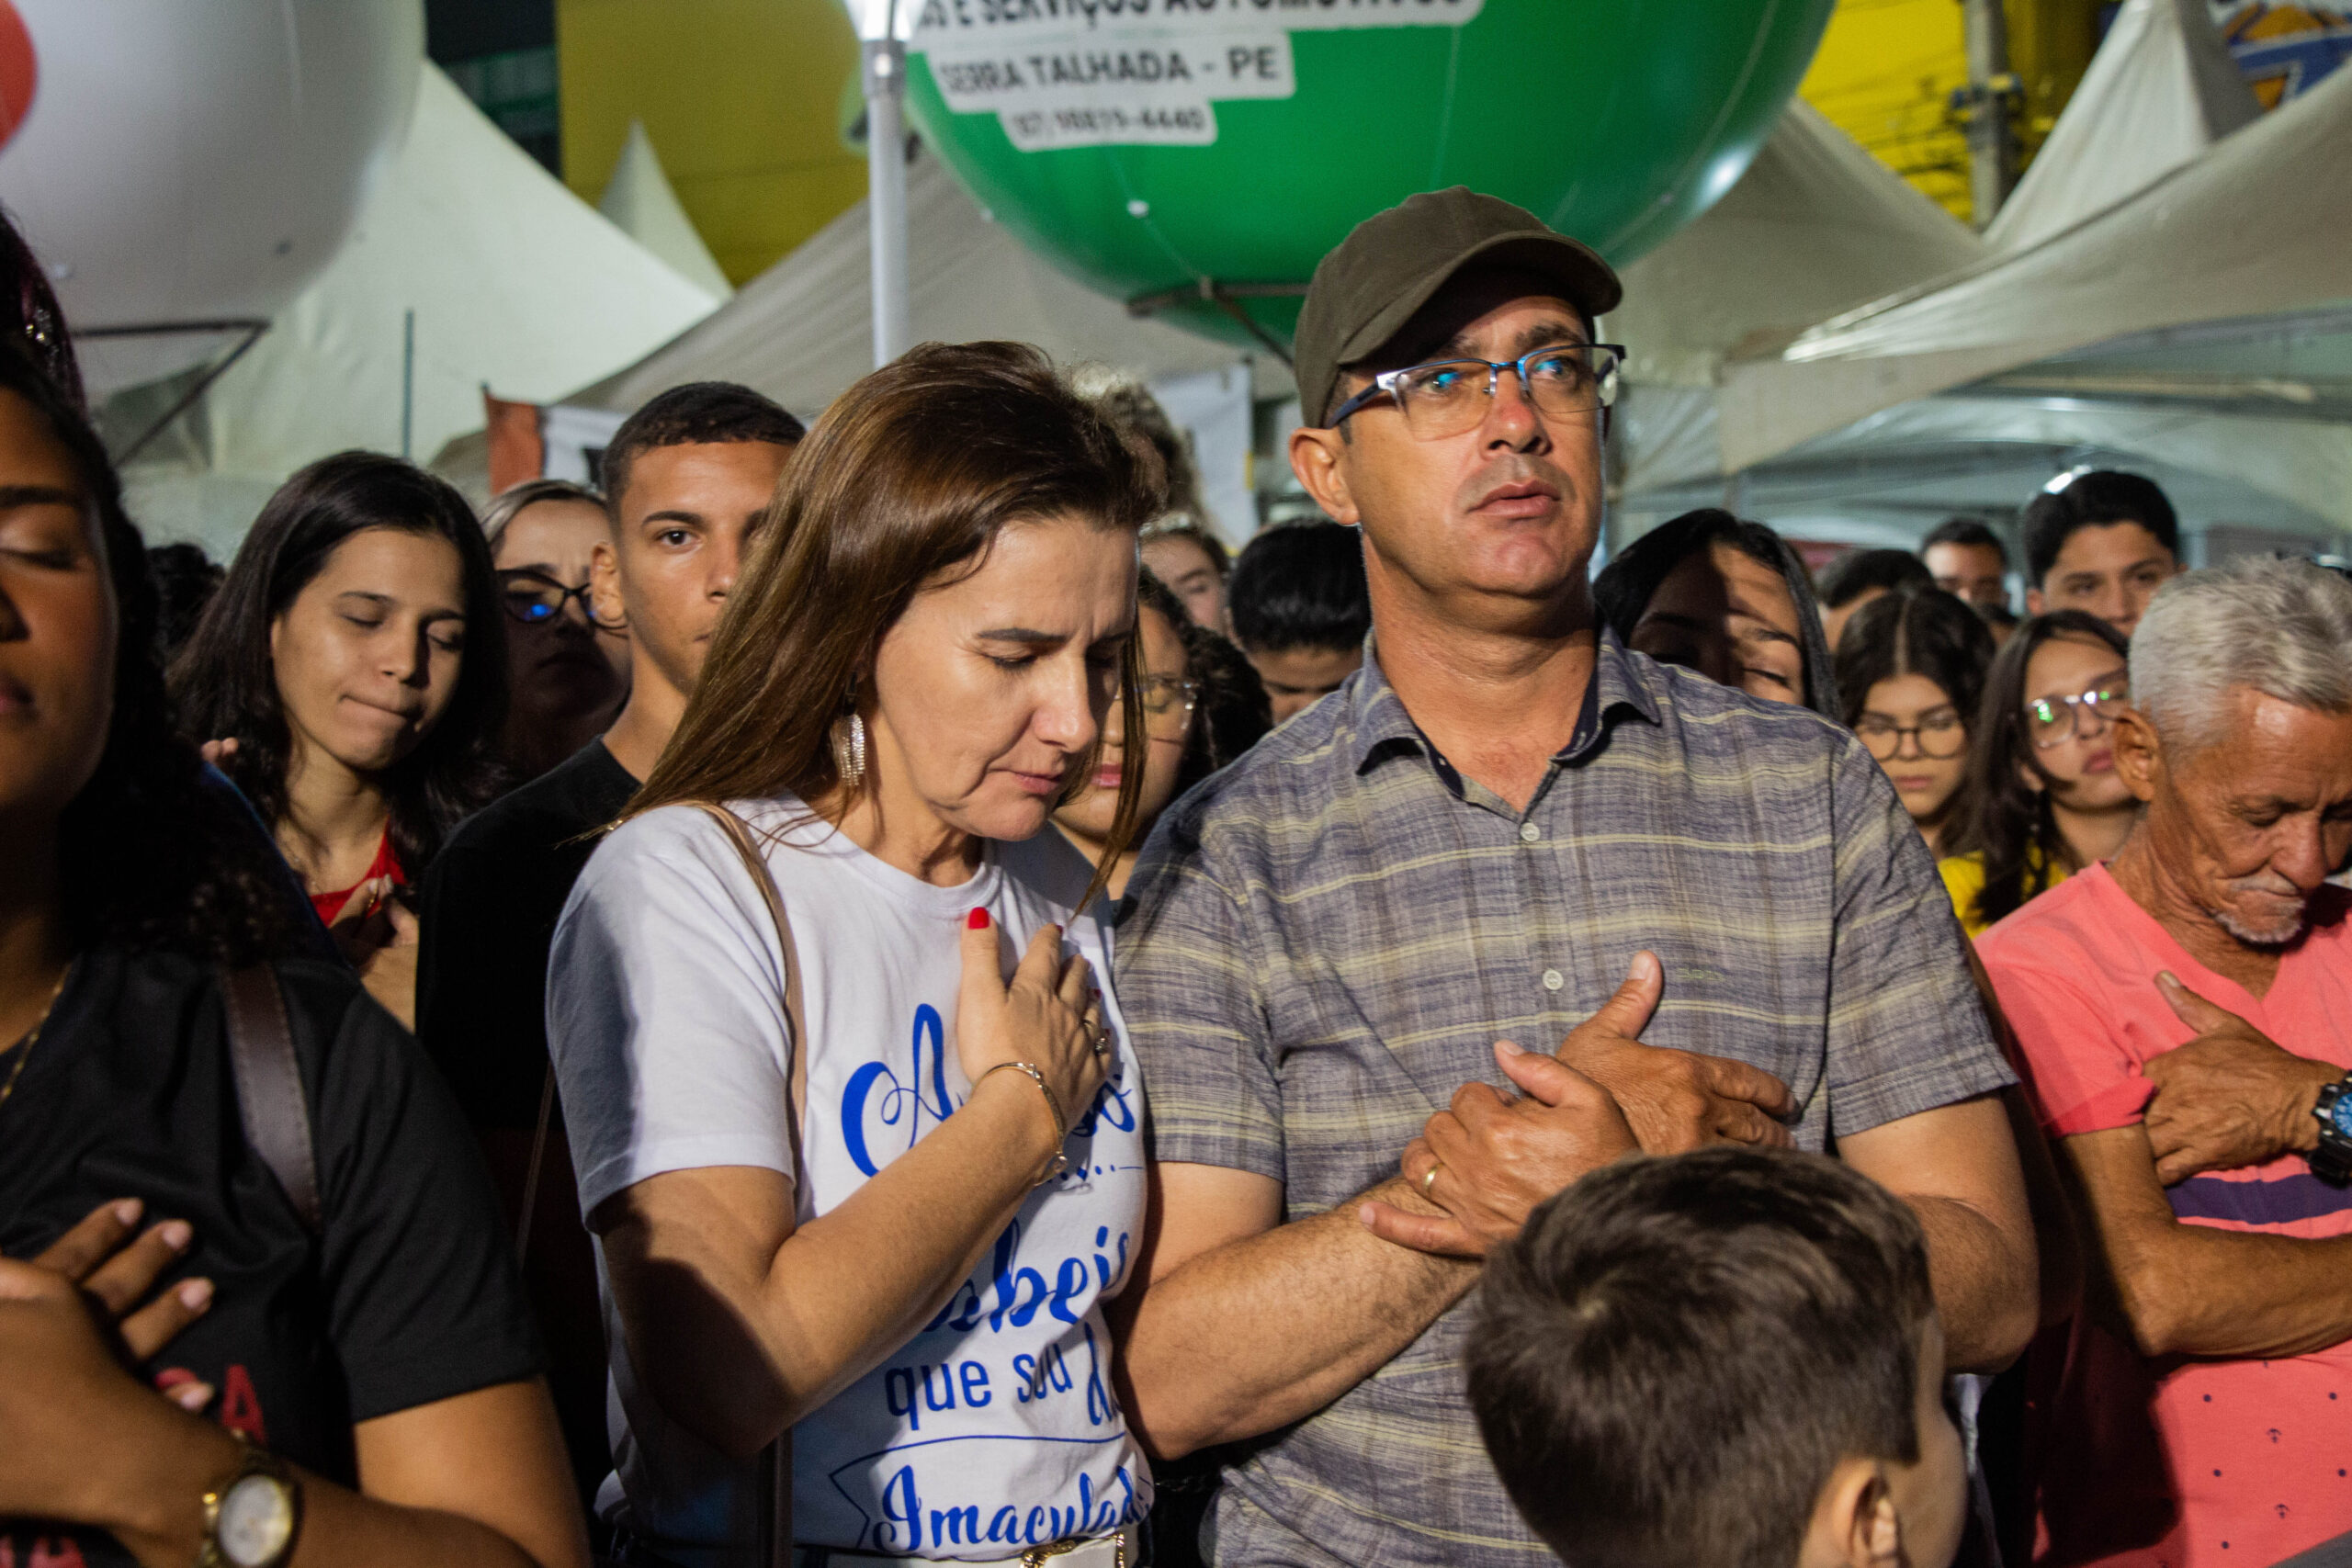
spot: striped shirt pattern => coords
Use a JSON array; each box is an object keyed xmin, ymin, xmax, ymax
[{"xmin": 1115, "ymin": 632, "xmax": 2015, "ymax": 1568}]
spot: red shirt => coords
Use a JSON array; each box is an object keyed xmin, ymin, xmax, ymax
[
  {"xmin": 1980, "ymin": 863, "xmax": 2352, "ymax": 1567},
  {"xmin": 310, "ymin": 831, "xmax": 405, "ymax": 927}
]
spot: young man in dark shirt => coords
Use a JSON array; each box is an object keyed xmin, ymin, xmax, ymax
[
  {"xmin": 413, "ymin": 382, "xmax": 801, "ymax": 1505},
  {"xmin": 2019, "ymin": 468, "xmax": 2181, "ymax": 638}
]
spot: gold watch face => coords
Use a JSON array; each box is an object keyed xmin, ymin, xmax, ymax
[{"xmin": 218, "ymin": 1472, "xmax": 297, "ymax": 1567}]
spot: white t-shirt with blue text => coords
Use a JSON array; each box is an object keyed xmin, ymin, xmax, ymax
[{"xmin": 549, "ymin": 798, "xmax": 1151, "ymax": 1565}]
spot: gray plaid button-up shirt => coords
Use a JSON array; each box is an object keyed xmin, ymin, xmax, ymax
[{"xmin": 1114, "ymin": 631, "xmax": 2013, "ymax": 1568}]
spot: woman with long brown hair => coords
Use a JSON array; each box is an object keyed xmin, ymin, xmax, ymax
[{"xmin": 548, "ymin": 343, "xmax": 1161, "ymax": 1567}]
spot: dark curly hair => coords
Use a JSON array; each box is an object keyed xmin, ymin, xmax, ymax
[
  {"xmin": 0, "ymin": 204, "xmax": 82, "ymax": 409},
  {"xmin": 1138, "ymin": 570, "xmax": 1271, "ymax": 795},
  {"xmin": 168, "ymin": 453, "xmax": 509, "ymax": 878},
  {"xmin": 0, "ymin": 341, "xmax": 301, "ymax": 965}
]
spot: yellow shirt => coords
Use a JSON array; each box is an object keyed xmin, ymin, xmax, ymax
[{"xmin": 1939, "ymin": 847, "xmax": 2067, "ymax": 939}]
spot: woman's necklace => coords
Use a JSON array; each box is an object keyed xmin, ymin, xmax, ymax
[{"xmin": 0, "ymin": 962, "xmax": 73, "ymax": 1114}]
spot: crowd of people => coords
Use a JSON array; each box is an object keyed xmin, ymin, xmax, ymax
[{"xmin": 3, "ymin": 182, "xmax": 2350, "ymax": 1568}]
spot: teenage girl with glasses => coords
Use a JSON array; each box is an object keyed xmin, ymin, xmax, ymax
[
  {"xmin": 1835, "ymin": 588, "xmax": 1996, "ymax": 859},
  {"xmin": 1940, "ymin": 610, "xmax": 2136, "ymax": 938}
]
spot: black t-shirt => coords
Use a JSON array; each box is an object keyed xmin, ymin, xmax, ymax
[
  {"xmin": 417, "ymin": 737, "xmax": 640, "ymax": 1131},
  {"xmin": 0, "ymin": 948, "xmax": 543, "ymax": 1565}
]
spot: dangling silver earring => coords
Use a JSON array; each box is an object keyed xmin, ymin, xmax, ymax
[{"xmin": 833, "ymin": 710, "xmax": 867, "ymax": 792}]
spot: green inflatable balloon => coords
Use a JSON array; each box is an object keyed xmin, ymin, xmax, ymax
[{"xmin": 904, "ymin": 0, "xmax": 1833, "ymax": 352}]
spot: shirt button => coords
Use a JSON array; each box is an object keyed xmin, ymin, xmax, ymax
[
  {"xmin": 1542, "ymin": 969, "xmax": 1565, "ymax": 991},
  {"xmin": 1519, "ymin": 822, "xmax": 1541, "ymax": 842}
]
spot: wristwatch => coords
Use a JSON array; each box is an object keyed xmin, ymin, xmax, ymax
[
  {"xmin": 198, "ymin": 1436, "xmax": 302, "ymax": 1568},
  {"xmin": 2311, "ymin": 1075, "xmax": 2352, "ymax": 1187}
]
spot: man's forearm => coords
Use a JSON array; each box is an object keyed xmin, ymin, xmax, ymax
[
  {"xmin": 1905, "ymin": 1193, "xmax": 2039, "ymax": 1372},
  {"xmin": 2064, "ymin": 1124, "xmax": 2352, "ymax": 1360},
  {"xmin": 1114, "ymin": 1177, "xmax": 1477, "ymax": 1461},
  {"xmin": 2109, "ymin": 1223, "xmax": 2352, "ymax": 1359}
]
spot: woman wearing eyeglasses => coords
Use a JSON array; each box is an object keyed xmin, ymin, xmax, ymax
[
  {"xmin": 1939, "ymin": 610, "xmax": 2137, "ymax": 938},
  {"xmin": 1053, "ymin": 571, "xmax": 1272, "ymax": 900},
  {"xmin": 483, "ymin": 479, "xmax": 630, "ymax": 783},
  {"xmin": 171, "ymin": 453, "xmax": 508, "ymax": 1028},
  {"xmin": 1834, "ymin": 588, "xmax": 1996, "ymax": 859}
]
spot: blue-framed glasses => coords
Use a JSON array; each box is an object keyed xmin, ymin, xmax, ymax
[
  {"xmin": 1328, "ymin": 343, "xmax": 1625, "ymax": 438},
  {"xmin": 499, "ymin": 569, "xmax": 594, "ymax": 626}
]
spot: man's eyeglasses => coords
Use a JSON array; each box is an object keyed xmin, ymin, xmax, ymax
[
  {"xmin": 2028, "ymin": 678, "xmax": 2129, "ymax": 749},
  {"xmin": 1329, "ymin": 344, "xmax": 1625, "ymax": 441},
  {"xmin": 1138, "ymin": 674, "xmax": 1201, "ymax": 740},
  {"xmin": 1856, "ymin": 712, "xmax": 1968, "ymax": 761},
  {"xmin": 500, "ymin": 569, "xmax": 594, "ymax": 626}
]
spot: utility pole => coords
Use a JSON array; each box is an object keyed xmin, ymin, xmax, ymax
[
  {"xmin": 861, "ymin": 9, "xmax": 912, "ymax": 367},
  {"xmin": 1960, "ymin": 0, "xmax": 2021, "ymax": 227}
]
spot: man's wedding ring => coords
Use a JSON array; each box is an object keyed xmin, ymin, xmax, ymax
[{"xmin": 1420, "ymin": 1161, "xmax": 1443, "ymax": 1198}]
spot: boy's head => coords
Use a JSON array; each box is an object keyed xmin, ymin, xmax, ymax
[
  {"xmin": 587, "ymin": 381, "xmax": 804, "ymax": 707},
  {"xmin": 2021, "ymin": 469, "xmax": 2180, "ymax": 637},
  {"xmin": 1918, "ymin": 518, "xmax": 2008, "ymax": 612},
  {"xmin": 1225, "ymin": 520, "xmax": 1372, "ymax": 723},
  {"xmin": 1466, "ymin": 1146, "xmax": 1966, "ymax": 1568},
  {"xmin": 1815, "ymin": 548, "xmax": 1935, "ymax": 653}
]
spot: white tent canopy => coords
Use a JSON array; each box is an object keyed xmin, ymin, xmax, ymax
[
  {"xmin": 1610, "ymin": 99, "xmax": 1984, "ymax": 391},
  {"xmin": 568, "ymin": 145, "xmax": 1258, "ymax": 421},
  {"xmin": 121, "ymin": 64, "xmax": 720, "ymax": 554},
  {"xmin": 599, "ymin": 120, "xmax": 734, "ymax": 300},
  {"xmin": 1717, "ymin": 49, "xmax": 2352, "ymax": 473},
  {"xmin": 1604, "ymin": 99, "xmax": 1984, "ymax": 502},
  {"xmin": 1984, "ymin": 0, "xmax": 2258, "ymax": 253}
]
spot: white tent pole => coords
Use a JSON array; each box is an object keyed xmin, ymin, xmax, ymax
[{"xmin": 864, "ymin": 34, "xmax": 911, "ymax": 367}]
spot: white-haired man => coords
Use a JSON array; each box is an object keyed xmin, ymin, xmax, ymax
[{"xmin": 1980, "ymin": 558, "xmax": 2352, "ymax": 1568}]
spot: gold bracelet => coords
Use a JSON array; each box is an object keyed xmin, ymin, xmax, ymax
[{"xmin": 976, "ymin": 1060, "xmax": 1070, "ymax": 1182}]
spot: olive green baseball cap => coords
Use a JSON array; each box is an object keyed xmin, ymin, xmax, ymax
[{"xmin": 1293, "ymin": 186, "xmax": 1622, "ymax": 426}]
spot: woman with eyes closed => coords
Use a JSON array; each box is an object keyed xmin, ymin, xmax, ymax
[
  {"xmin": 1940, "ymin": 610, "xmax": 2138, "ymax": 939},
  {"xmin": 0, "ymin": 336, "xmax": 585, "ymax": 1568},
  {"xmin": 547, "ymin": 343, "xmax": 1163, "ymax": 1568},
  {"xmin": 171, "ymin": 454, "xmax": 506, "ymax": 1030},
  {"xmin": 1594, "ymin": 507, "xmax": 1838, "ymax": 715},
  {"xmin": 1833, "ymin": 589, "xmax": 1995, "ymax": 859}
]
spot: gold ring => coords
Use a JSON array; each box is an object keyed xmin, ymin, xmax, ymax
[{"xmin": 1420, "ymin": 1161, "xmax": 1442, "ymax": 1197}]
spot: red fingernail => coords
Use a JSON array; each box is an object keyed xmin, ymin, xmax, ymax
[{"xmin": 967, "ymin": 908, "xmax": 991, "ymax": 931}]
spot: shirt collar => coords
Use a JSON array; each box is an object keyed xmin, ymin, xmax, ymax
[{"xmin": 1345, "ymin": 625, "xmax": 1663, "ymax": 780}]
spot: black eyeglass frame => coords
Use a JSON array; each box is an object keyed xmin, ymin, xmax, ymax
[
  {"xmin": 1854, "ymin": 715, "xmax": 1970, "ymax": 761},
  {"xmin": 498, "ymin": 568, "xmax": 596, "ymax": 626},
  {"xmin": 1327, "ymin": 342, "xmax": 1627, "ymax": 434}
]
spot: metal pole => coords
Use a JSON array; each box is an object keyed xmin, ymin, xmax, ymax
[
  {"xmin": 864, "ymin": 37, "xmax": 911, "ymax": 367},
  {"xmin": 1962, "ymin": 0, "xmax": 2018, "ymax": 228},
  {"xmin": 400, "ymin": 308, "xmax": 415, "ymax": 459}
]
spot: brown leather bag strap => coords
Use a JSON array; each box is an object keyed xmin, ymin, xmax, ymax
[
  {"xmin": 684, "ymin": 801, "xmax": 804, "ymax": 1568},
  {"xmin": 220, "ymin": 964, "xmax": 322, "ymax": 1235},
  {"xmin": 684, "ymin": 802, "xmax": 810, "ymax": 1142}
]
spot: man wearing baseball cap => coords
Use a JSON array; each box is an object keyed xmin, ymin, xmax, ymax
[{"xmin": 1112, "ymin": 189, "xmax": 2049, "ymax": 1565}]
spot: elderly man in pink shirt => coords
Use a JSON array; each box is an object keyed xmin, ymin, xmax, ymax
[{"xmin": 1979, "ymin": 557, "xmax": 2352, "ymax": 1567}]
